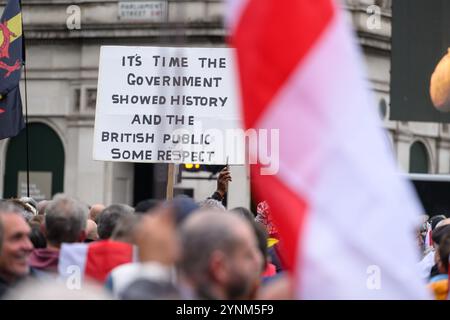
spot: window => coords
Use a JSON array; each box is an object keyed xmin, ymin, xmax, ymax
[
  {"xmin": 409, "ymin": 141, "xmax": 429, "ymax": 173},
  {"xmin": 379, "ymin": 98, "xmax": 387, "ymax": 119}
]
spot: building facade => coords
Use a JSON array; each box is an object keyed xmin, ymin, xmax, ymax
[{"xmin": 0, "ymin": 0, "xmax": 443, "ymax": 207}]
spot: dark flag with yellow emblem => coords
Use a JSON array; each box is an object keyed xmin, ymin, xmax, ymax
[{"xmin": 0, "ymin": 0, "xmax": 24, "ymax": 140}]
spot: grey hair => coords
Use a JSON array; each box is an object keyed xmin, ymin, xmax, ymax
[
  {"xmin": 0, "ymin": 201, "xmax": 28, "ymax": 251},
  {"xmin": 198, "ymin": 199, "xmax": 226, "ymax": 212},
  {"xmin": 111, "ymin": 214, "xmax": 141, "ymax": 243},
  {"xmin": 97, "ymin": 204, "xmax": 134, "ymax": 240},
  {"xmin": 44, "ymin": 194, "xmax": 88, "ymax": 246}
]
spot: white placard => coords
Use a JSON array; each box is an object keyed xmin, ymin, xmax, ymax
[
  {"xmin": 93, "ymin": 46, "xmax": 245, "ymax": 165},
  {"xmin": 118, "ymin": 1, "xmax": 167, "ymax": 22}
]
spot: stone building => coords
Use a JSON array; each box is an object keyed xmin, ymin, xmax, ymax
[{"xmin": 0, "ymin": 0, "xmax": 442, "ymax": 207}]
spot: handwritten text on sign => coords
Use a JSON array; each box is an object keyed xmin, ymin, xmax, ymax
[{"xmin": 93, "ymin": 46, "xmax": 245, "ymax": 165}]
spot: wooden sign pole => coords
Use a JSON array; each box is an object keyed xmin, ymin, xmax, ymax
[{"xmin": 166, "ymin": 163, "xmax": 175, "ymax": 200}]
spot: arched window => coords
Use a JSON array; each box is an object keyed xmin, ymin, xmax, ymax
[
  {"xmin": 409, "ymin": 141, "xmax": 429, "ymax": 173},
  {"xmin": 379, "ymin": 99, "xmax": 387, "ymax": 120},
  {"xmin": 3, "ymin": 123, "xmax": 65, "ymax": 200}
]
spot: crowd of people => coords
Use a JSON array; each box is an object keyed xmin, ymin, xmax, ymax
[
  {"xmin": 1, "ymin": 166, "xmax": 449, "ymax": 300},
  {"xmin": 0, "ymin": 167, "xmax": 290, "ymax": 300},
  {"xmin": 417, "ymin": 214, "xmax": 450, "ymax": 300}
]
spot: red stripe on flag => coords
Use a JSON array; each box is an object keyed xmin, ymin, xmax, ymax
[
  {"xmin": 251, "ymin": 164, "xmax": 308, "ymax": 272},
  {"xmin": 85, "ymin": 240, "xmax": 134, "ymax": 282},
  {"xmin": 231, "ymin": 0, "xmax": 335, "ymax": 129}
]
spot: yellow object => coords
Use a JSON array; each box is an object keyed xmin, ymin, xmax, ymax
[
  {"xmin": 267, "ymin": 238, "xmax": 279, "ymax": 248},
  {"xmin": 430, "ymin": 48, "xmax": 450, "ymax": 112},
  {"xmin": 0, "ymin": 13, "xmax": 22, "ymax": 45},
  {"xmin": 428, "ymin": 279, "xmax": 448, "ymax": 300}
]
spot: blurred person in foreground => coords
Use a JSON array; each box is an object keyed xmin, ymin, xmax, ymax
[
  {"xmin": 108, "ymin": 197, "xmax": 199, "ymax": 299},
  {"xmin": 4, "ymin": 278, "xmax": 111, "ymax": 300},
  {"xmin": 177, "ymin": 210, "xmax": 263, "ymax": 299},
  {"xmin": 134, "ymin": 199, "xmax": 161, "ymax": 215},
  {"xmin": 0, "ymin": 201, "xmax": 33, "ymax": 298}
]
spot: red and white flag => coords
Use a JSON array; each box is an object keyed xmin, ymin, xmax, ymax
[
  {"xmin": 58, "ymin": 240, "xmax": 136, "ymax": 283},
  {"xmin": 228, "ymin": 0, "xmax": 429, "ymax": 299}
]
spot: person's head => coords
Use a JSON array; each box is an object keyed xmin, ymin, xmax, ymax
[
  {"xmin": 178, "ymin": 210, "xmax": 263, "ymax": 300},
  {"xmin": 170, "ymin": 195, "xmax": 199, "ymax": 225},
  {"xmin": 253, "ymin": 222, "xmax": 269, "ymax": 273},
  {"xmin": 30, "ymin": 215, "xmax": 45, "ymax": 226},
  {"xmin": 133, "ymin": 207, "xmax": 179, "ymax": 265},
  {"xmin": 85, "ymin": 219, "xmax": 99, "ymax": 242},
  {"xmin": 111, "ymin": 214, "xmax": 141, "ymax": 244},
  {"xmin": 19, "ymin": 197, "xmax": 38, "ymax": 215},
  {"xmin": 230, "ymin": 208, "xmax": 268, "ymax": 272},
  {"xmin": 0, "ymin": 201, "xmax": 33, "ymax": 283},
  {"xmin": 431, "ymin": 223, "xmax": 450, "ymax": 267},
  {"xmin": 435, "ymin": 218, "xmax": 450, "ymax": 230},
  {"xmin": 437, "ymin": 233, "xmax": 450, "ymax": 274},
  {"xmin": 97, "ymin": 204, "xmax": 134, "ymax": 240},
  {"xmin": 120, "ymin": 278, "xmax": 181, "ymax": 300},
  {"xmin": 432, "ymin": 224, "xmax": 450, "ymax": 246},
  {"xmin": 89, "ymin": 204, "xmax": 105, "ymax": 223},
  {"xmin": 198, "ymin": 199, "xmax": 226, "ymax": 212},
  {"xmin": 430, "ymin": 215, "xmax": 447, "ymax": 230},
  {"xmin": 37, "ymin": 200, "xmax": 49, "ymax": 216},
  {"xmin": 7, "ymin": 199, "xmax": 35, "ymax": 222},
  {"xmin": 44, "ymin": 194, "xmax": 88, "ymax": 248},
  {"xmin": 134, "ymin": 199, "xmax": 161, "ymax": 215},
  {"xmin": 28, "ymin": 222, "xmax": 47, "ymax": 249}
]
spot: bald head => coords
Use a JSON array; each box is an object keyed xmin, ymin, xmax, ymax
[
  {"xmin": 182, "ymin": 210, "xmax": 245, "ymax": 231},
  {"xmin": 179, "ymin": 210, "xmax": 249, "ymax": 274},
  {"xmin": 178, "ymin": 210, "xmax": 262, "ymax": 299},
  {"xmin": 85, "ymin": 219, "xmax": 99, "ymax": 241},
  {"xmin": 89, "ymin": 204, "xmax": 105, "ymax": 223}
]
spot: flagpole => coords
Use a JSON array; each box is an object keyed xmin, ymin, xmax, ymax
[
  {"xmin": 20, "ymin": 0, "xmax": 30, "ymax": 197},
  {"xmin": 23, "ymin": 61, "xmax": 30, "ymax": 198}
]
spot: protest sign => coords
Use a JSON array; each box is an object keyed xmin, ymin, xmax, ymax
[{"xmin": 93, "ymin": 46, "xmax": 245, "ymax": 165}]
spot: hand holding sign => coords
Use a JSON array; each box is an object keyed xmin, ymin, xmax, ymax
[{"xmin": 216, "ymin": 167, "xmax": 232, "ymax": 200}]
